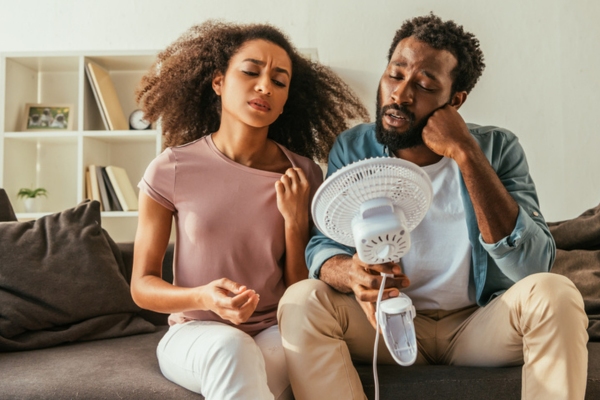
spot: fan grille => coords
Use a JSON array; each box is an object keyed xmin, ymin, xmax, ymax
[{"xmin": 312, "ymin": 157, "xmax": 432, "ymax": 247}]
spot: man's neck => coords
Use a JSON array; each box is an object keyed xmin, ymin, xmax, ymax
[{"xmin": 394, "ymin": 146, "xmax": 443, "ymax": 167}]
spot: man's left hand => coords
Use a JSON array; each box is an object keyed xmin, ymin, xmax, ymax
[{"xmin": 422, "ymin": 104, "xmax": 477, "ymax": 160}]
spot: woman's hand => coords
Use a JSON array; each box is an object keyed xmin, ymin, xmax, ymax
[
  {"xmin": 199, "ymin": 278, "xmax": 260, "ymax": 325},
  {"xmin": 275, "ymin": 167, "xmax": 311, "ymax": 286},
  {"xmin": 275, "ymin": 167, "xmax": 311, "ymax": 225}
]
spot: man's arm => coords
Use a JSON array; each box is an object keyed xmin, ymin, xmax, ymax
[
  {"xmin": 423, "ymin": 105, "xmax": 519, "ymax": 243},
  {"xmin": 318, "ymin": 253, "xmax": 408, "ymax": 328},
  {"xmin": 422, "ymin": 105, "xmax": 554, "ymax": 280}
]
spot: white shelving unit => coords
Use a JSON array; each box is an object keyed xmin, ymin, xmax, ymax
[{"xmin": 0, "ymin": 51, "xmax": 161, "ymax": 242}]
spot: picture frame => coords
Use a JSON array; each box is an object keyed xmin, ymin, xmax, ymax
[{"xmin": 22, "ymin": 103, "xmax": 74, "ymax": 132}]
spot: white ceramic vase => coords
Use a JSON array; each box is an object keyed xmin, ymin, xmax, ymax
[{"xmin": 23, "ymin": 197, "xmax": 37, "ymax": 213}]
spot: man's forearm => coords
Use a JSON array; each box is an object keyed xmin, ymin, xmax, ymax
[
  {"xmin": 318, "ymin": 254, "xmax": 354, "ymax": 293},
  {"xmin": 455, "ymin": 145, "xmax": 519, "ymax": 243}
]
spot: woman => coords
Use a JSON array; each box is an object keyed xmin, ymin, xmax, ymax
[{"xmin": 131, "ymin": 21, "xmax": 369, "ymax": 400}]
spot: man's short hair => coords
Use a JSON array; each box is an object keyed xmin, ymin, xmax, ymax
[{"xmin": 388, "ymin": 13, "xmax": 485, "ymax": 94}]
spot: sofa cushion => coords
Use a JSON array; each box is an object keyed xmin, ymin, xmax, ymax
[
  {"xmin": 0, "ymin": 188, "xmax": 17, "ymax": 222},
  {"xmin": 0, "ymin": 200, "xmax": 155, "ymax": 351},
  {"xmin": 356, "ymin": 342, "xmax": 600, "ymax": 400},
  {"xmin": 549, "ymin": 202, "xmax": 600, "ymax": 341},
  {"xmin": 0, "ymin": 327, "xmax": 201, "ymax": 399}
]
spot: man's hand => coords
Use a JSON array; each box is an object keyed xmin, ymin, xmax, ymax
[
  {"xmin": 199, "ymin": 278, "xmax": 260, "ymax": 325},
  {"xmin": 348, "ymin": 254, "xmax": 410, "ymax": 328},
  {"xmin": 421, "ymin": 104, "xmax": 478, "ymax": 161}
]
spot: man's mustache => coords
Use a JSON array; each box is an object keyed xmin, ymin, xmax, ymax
[
  {"xmin": 380, "ymin": 104, "xmax": 415, "ymax": 125},
  {"xmin": 380, "ymin": 102, "xmax": 452, "ymax": 131}
]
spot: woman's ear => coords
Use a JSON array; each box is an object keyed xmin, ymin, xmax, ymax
[
  {"xmin": 450, "ymin": 91, "xmax": 468, "ymax": 110},
  {"xmin": 212, "ymin": 72, "xmax": 224, "ymax": 96}
]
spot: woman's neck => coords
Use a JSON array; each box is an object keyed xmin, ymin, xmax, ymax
[{"xmin": 211, "ymin": 118, "xmax": 290, "ymax": 172}]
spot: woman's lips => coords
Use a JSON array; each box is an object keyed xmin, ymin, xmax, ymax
[{"xmin": 248, "ymin": 98, "xmax": 271, "ymax": 112}]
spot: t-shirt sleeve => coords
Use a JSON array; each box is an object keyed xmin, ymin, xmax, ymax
[{"xmin": 138, "ymin": 148, "xmax": 177, "ymax": 212}]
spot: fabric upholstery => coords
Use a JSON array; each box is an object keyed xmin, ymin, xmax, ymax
[
  {"xmin": 549, "ymin": 202, "xmax": 600, "ymax": 340},
  {"xmin": 0, "ymin": 200, "xmax": 154, "ymax": 351},
  {"xmin": 0, "ymin": 188, "xmax": 17, "ymax": 222}
]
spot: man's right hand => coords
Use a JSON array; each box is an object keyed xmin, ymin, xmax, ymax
[{"xmin": 320, "ymin": 254, "xmax": 410, "ymax": 329}]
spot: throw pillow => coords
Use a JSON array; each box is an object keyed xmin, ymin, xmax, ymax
[
  {"xmin": 0, "ymin": 200, "xmax": 155, "ymax": 351},
  {"xmin": 551, "ymin": 249, "xmax": 600, "ymax": 340},
  {"xmin": 549, "ymin": 202, "xmax": 600, "ymax": 341},
  {"xmin": 0, "ymin": 188, "xmax": 17, "ymax": 222}
]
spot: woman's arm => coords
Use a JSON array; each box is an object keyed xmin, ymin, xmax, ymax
[
  {"xmin": 276, "ymin": 168, "xmax": 311, "ymax": 286},
  {"xmin": 131, "ymin": 192, "xmax": 259, "ymax": 324}
]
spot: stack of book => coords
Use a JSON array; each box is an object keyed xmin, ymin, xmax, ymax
[{"xmin": 86, "ymin": 165, "xmax": 138, "ymax": 211}]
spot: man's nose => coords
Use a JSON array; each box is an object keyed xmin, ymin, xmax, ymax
[{"xmin": 391, "ymin": 81, "xmax": 413, "ymax": 105}]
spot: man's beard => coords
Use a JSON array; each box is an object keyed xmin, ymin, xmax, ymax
[{"xmin": 375, "ymin": 89, "xmax": 429, "ymax": 153}]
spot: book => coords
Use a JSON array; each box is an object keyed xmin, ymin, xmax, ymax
[
  {"xmin": 85, "ymin": 61, "xmax": 129, "ymax": 130},
  {"xmin": 87, "ymin": 165, "xmax": 103, "ymax": 210},
  {"xmin": 85, "ymin": 170, "xmax": 92, "ymax": 201},
  {"xmin": 101, "ymin": 167, "xmax": 123, "ymax": 211},
  {"xmin": 105, "ymin": 166, "xmax": 138, "ymax": 211},
  {"xmin": 96, "ymin": 165, "xmax": 111, "ymax": 211}
]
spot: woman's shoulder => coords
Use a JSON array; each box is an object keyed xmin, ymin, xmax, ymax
[{"xmin": 279, "ymin": 147, "xmax": 323, "ymax": 183}]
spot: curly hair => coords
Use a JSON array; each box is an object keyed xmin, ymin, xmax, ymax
[
  {"xmin": 136, "ymin": 21, "xmax": 369, "ymax": 162},
  {"xmin": 388, "ymin": 13, "xmax": 485, "ymax": 94}
]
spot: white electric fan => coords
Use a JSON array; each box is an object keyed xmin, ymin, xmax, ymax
[{"xmin": 312, "ymin": 157, "xmax": 433, "ymax": 398}]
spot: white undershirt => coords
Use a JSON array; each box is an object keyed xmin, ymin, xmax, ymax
[{"xmin": 400, "ymin": 156, "xmax": 475, "ymax": 310}]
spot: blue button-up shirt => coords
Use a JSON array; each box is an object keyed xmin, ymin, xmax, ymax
[{"xmin": 306, "ymin": 122, "xmax": 555, "ymax": 306}]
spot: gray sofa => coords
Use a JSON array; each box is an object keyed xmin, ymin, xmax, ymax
[
  {"xmin": 1, "ymin": 192, "xmax": 599, "ymax": 399},
  {"xmin": 0, "ymin": 241, "xmax": 598, "ymax": 399}
]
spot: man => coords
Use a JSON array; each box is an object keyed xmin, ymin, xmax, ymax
[{"xmin": 278, "ymin": 13, "xmax": 588, "ymax": 400}]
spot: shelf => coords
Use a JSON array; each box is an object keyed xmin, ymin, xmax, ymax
[
  {"xmin": 83, "ymin": 130, "xmax": 160, "ymax": 142},
  {"xmin": 7, "ymin": 56, "xmax": 79, "ymax": 73},
  {"xmin": 101, "ymin": 211, "xmax": 139, "ymax": 218},
  {"xmin": 1, "ymin": 51, "xmax": 161, "ymax": 242},
  {"xmin": 4, "ymin": 131, "xmax": 79, "ymax": 143}
]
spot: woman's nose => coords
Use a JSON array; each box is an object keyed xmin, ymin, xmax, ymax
[{"xmin": 255, "ymin": 74, "xmax": 272, "ymax": 95}]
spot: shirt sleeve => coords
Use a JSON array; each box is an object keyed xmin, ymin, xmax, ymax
[
  {"xmin": 476, "ymin": 130, "xmax": 555, "ymax": 282},
  {"xmin": 305, "ymin": 137, "xmax": 356, "ymax": 279},
  {"xmin": 137, "ymin": 148, "xmax": 177, "ymax": 212}
]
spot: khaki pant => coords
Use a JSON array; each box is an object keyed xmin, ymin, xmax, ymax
[{"xmin": 278, "ymin": 273, "xmax": 588, "ymax": 400}]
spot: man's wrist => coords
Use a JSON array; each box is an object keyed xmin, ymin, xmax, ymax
[{"xmin": 320, "ymin": 254, "xmax": 354, "ymax": 294}]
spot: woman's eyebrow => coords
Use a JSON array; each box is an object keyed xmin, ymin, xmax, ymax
[{"xmin": 243, "ymin": 58, "xmax": 290, "ymax": 77}]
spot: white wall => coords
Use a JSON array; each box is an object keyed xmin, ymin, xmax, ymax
[{"xmin": 1, "ymin": 0, "xmax": 598, "ymax": 222}]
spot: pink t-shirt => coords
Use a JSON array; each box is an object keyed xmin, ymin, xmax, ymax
[{"xmin": 138, "ymin": 135, "xmax": 323, "ymax": 335}]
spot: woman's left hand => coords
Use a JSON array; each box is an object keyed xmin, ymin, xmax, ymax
[{"xmin": 275, "ymin": 167, "xmax": 310, "ymax": 226}]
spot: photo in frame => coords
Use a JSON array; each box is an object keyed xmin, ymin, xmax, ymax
[{"xmin": 22, "ymin": 103, "xmax": 74, "ymax": 131}]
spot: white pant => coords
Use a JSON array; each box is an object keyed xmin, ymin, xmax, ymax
[{"xmin": 157, "ymin": 321, "xmax": 292, "ymax": 400}]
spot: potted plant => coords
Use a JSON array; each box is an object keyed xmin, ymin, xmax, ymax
[{"xmin": 17, "ymin": 187, "xmax": 48, "ymax": 213}]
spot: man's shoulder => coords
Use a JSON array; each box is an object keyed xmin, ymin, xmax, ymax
[
  {"xmin": 467, "ymin": 123, "xmax": 519, "ymax": 144},
  {"xmin": 466, "ymin": 123, "xmax": 525, "ymax": 165},
  {"xmin": 338, "ymin": 122, "xmax": 378, "ymax": 143},
  {"xmin": 333, "ymin": 123, "xmax": 385, "ymax": 158}
]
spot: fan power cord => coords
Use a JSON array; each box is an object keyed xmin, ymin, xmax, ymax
[{"xmin": 373, "ymin": 272, "xmax": 392, "ymax": 400}]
